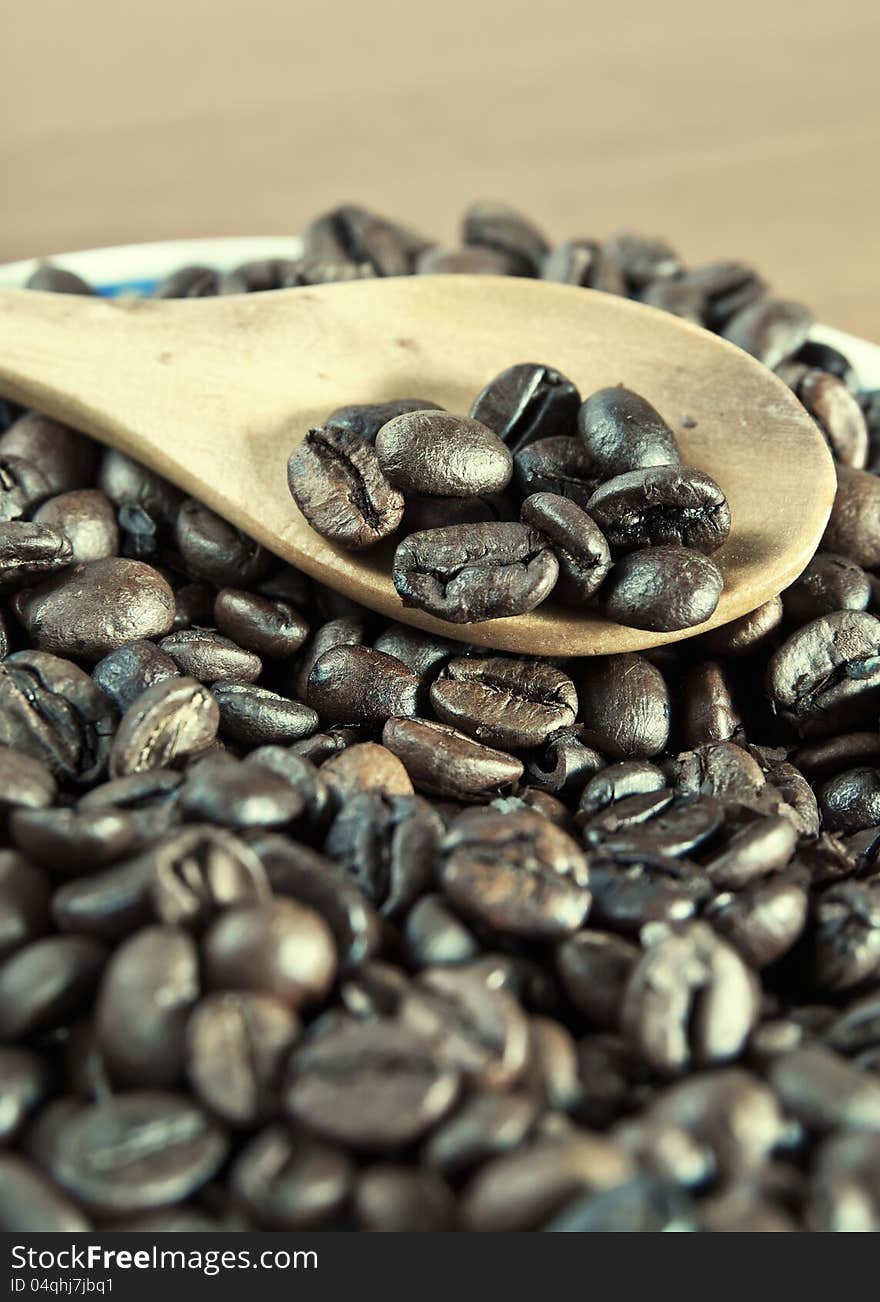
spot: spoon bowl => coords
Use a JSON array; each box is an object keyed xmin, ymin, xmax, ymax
[{"xmin": 0, "ymin": 274, "xmax": 836, "ymax": 655}]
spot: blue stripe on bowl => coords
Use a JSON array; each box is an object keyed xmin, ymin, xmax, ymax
[{"xmin": 97, "ymin": 278, "xmax": 160, "ymax": 298}]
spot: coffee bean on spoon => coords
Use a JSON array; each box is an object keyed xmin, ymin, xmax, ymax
[
  {"xmin": 469, "ymin": 363, "xmax": 581, "ymax": 453},
  {"xmin": 287, "ymin": 426, "xmax": 404, "ymax": 549},
  {"xmin": 520, "ymin": 492, "xmax": 611, "ymax": 602},
  {"xmin": 513, "ymin": 436, "xmax": 601, "ymax": 508},
  {"xmin": 602, "ymin": 546, "xmax": 724, "ymax": 631},
  {"xmin": 586, "ymin": 465, "xmax": 731, "ymax": 553},
  {"xmin": 578, "ymin": 386, "xmax": 682, "ymax": 476},
  {"xmin": 326, "ymin": 398, "xmax": 442, "ymax": 443},
  {"xmin": 375, "ymin": 411, "xmax": 513, "ymax": 497},
  {"xmin": 393, "ymin": 522, "xmax": 559, "ymax": 623}
]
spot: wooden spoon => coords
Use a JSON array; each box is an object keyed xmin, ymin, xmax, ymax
[{"xmin": 0, "ymin": 275, "xmax": 835, "ymax": 656}]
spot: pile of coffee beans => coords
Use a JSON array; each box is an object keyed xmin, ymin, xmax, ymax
[
  {"xmin": 286, "ymin": 381, "xmax": 731, "ymax": 631},
  {"xmin": 2, "ymin": 202, "xmax": 879, "ymax": 1233}
]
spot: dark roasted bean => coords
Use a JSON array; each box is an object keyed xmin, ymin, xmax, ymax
[
  {"xmin": 784, "ymin": 552, "xmax": 870, "ymax": 622},
  {"xmin": 587, "ymin": 464, "xmax": 731, "ymax": 553},
  {"xmin": 214, "ymin": 588, "xmax": 309, "ymax": 659},
  {"xmin": 579, "ymin": 654, "xmax": 670, "ymax": 758},
  {"xmin": 520, "ymin": 492, "xmax": 611, "ymax": 603},
  {"xmin": 187, "ymin": 991, "xmax": 299, "ymax": 1126},
  {"xmin": 1, "ymin": 413, "xmax": 97, "ymax": 495},
  {"xmin": 699, "ymin": 595, "xmax": 784, "ymax": 656},
  {"xmin": 179, "ymin": 755, "xmax": 305, "ymax": 828},
  {"xmin": 0, "ymin": 935, "xmax": 105, "ymax": 1039},
  {"xmin": 384, "ymin": 717, "xmax": 522, "ymax": 800},
  {"xmin": 212, "ymin": 682, "xmax": 318, "ymax": 746},
  {"xmin": 513, "ymin": 436, "xmax": 601, "ymax": 508},
  {"xmin": 769, "ymin": 1045, "xmax": 880, "ymax": 1132},
  {"xmin": 462, "ymin": 200, "xmax": 548, "ymax": 275},
  {"xmin": 376, "ymin": 411, "xmax": 512, "ymax": 497},
  {"xmin": 0, "ymin": 746, "xmax": 56, "ymax": 812},
  {"xmin": 321, "ymin": 742, "xmax": 414, "ymax": 800},
  {"xmin": 470, "ymin": 364, "xmax": 580, "ymax": 453},
  {"xmin": 11, "ymin": 807, "xmax": 140, "ymax": 875},
  {"xmin": 203, "ymin": 898, "xmax": 336, "ymax": 1009},
  {"xmin": 355, "ymin": 1165, "xmax": 456, "ymax": 1232},
  {"xmin": 603, "ymin": 546, "xmax": 723, "ymax": 632},
  {"xmin": 0, "ymin": 852, "xmax": 50, "ymax": 961},
  {"xmin": 557, "ymin": 931, "xmax": 640, "ymax": 1029},
  {"xmin": 541, "ymin": 239, "xmax": 625, "ymax": 293},
  {"xmin": 325, "ymin": 792, "xmax": 439, "ymax": 918},
  {"xmin": 0, "ymin": 521, "xmax": 73, "ymax": 589},
  {"xmin": 430, "ymin": 657, "xmax": 577, "ymax": 749},
  {"xmin": 287, "ymin": 427, "xmax": 404, "ymax": 549},
  {"xmin": 307, "ymin": 645, "xmax": 419, "ymax": 725},
  {"xmin": 158, "ymin": 628, "xmax": 262, "ymax": 683},
  {"xmin": 578, "ymin": 386, "xmax": 681, "ymax": 477},
  {"xmin": 723, "ymin": 298, "xmax": 814, "ymax": 368},
  {"xmin": 393, "ymin": 522, "xmax": 558, "ymax": 623},
  {"xmin": 0, "ymin": 651, "xmax": 116, "ymax": 784},
  {"xmin": 605, "ymin": 232, "xmax": 682, "ymax": 289},
  {"xmin": 150, "ymin": 825, "xmax": 270, "ymax": 928},
  {"xmin": 796, "ymin": 370, "xmax": 869, "ymax": 468},
  {"xmin": 176, "ymin": 498, "xmax": 271, "ymax": 586},
  {"xmin": 92, "ymin": 639, "xmax": 180, "ymax": 713},
  {"xmin": 109, "ymin": 677, "xmax": 219, "ymax": 777},
  {"xmin": 34, "ymin": 489, "xmax": 118, "ymax": 563},
  {"xmin": 707, "ymin": 876, "xmax": 808, "ymax": 968},
  {"xmin": 50, "ymin": 855, "xmax": 154, "ymax": 942},
  {"xmin": 230, "ymin": 1124, "xmax": 353, "ymax": 1229},
  {"xmin": 0, "ymin": 1155, "xmax": 91, "ymax": 1231},
  {"xmin": 767, "ymin": 610, "xmax": 880, "ymax": 737},
  {"xmin": 326, "ymin": 398, "xmax": 441, "ymax": 444}
]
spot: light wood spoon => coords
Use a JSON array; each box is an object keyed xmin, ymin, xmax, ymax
[{"xmin": 0, "ymin": 276, "xmax": 836, "ymax": 656}]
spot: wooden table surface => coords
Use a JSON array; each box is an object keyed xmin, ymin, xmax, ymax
[{"xmin": 5, "ymin": 0, "xmax": 879, "ymax": 339}]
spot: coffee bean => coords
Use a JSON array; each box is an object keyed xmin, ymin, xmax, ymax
[
  {"xmin": 430, "ymin": 657, "xmax": 577, "ymax": 750},
  {"xmin": 179, "ymin": 755, "xmax": 304, "ymax": 829},
  {"xmin": 325, "ymin": 792, "xmax": 439, "ymax": 918},
  {"xmin": 587, "ymin": 464, "xmax": 730, "ymax": 554},
  {"xmin": 33, "ymin": 489, "xmax": 119, "ymax": 563},
  {"xmin": 795, "ymin": 370, "xmax": 869, "ymax": 468},
  {"xmin": 808, "ymin": 1132, "xmax": 880, "ymax": 1231},
  {"xmin": 48, "ymin": 1091, "xmax": 228, "ymax": 1213},
  {"xmin": 578, "ymin": 386, "xmax": 681, "ymax": 477},
  {"xmin": 462, "ymin": 200, "xmax": 548, "ymax": 275},
  {"xmin": 95, "ymin": 925, "xmax": 198, "ymax": 1086},
  {"xmin": 703, "ymin": 813, "xmax": 797, "ymax": 887},
  {"xmin": 307, "ymin": 645, "xmax": 419, "ymax": 725},
  {"xmin": 699, "ymin": 595, "xmax": 784, "ymax": 656},
  {"xmin": 707, "ymin": 876, "xmax": 808, "ymax": 968},
  {"xmin": 187, "ymin": 991, "xmax": 300, "ymax": 1126},
  {"xmin": 469, "ymin": 364, "xmax": 580, "ymax": 454},
  {"xmin": 376, "ymin": 411, "xmax": 513, "ymax": 497},
  {"xmin": 605, "ymin": 232, "xmax": 682, "ymax": 289},
  {"xmin": 519, "ymin": 493, "xmax": 611, "ymax": 604},
  {"xmin": 203, "ymin": 898, "xmax": 336, "ymax": 1009},
  {"xmin": 0, "ymin": 521, "xmax": 73, "ymax": 589},
  {"xmin": 543, "ymin": 1177, "xmax": 696, "ymax": 1233},
  {"xmin": 230, "ymin": 1124, "xmax": 353, "ymax": 1229},
  {"xmin": 155, "ymin": 265, "xmax": 220, "ymax": 297},
  {"xmin": 640, "ymin": 278, "xmax": 704, "ymax": 322},
  {"xmin": 818, "ymin": 767, "xmax": 880, "ymax": 833},
  {"xmin": 372, "ymin": 622, "xmax": 457, "ymax": 678},
  {"xmin": 214, "ymin": 588, "xmax": 309, "ymax": 659},
  {"xmin": 287, "ymin": 427, "xmax": 404, "ymax": 550},
  {"xmin": 303, "ymin": 204, "xmax": 429, "ymax": 277},
  {"xmin": 404, "ymin": 894, "xmax": 480, "ymax": 968},
  {"xmin": 0, "ymin": 746, "xmax": 57, "ymax": 812},
  {"xmin": 0, "ymin": 852, "xmax": 50, "ymax": 961},
  {"xmin": 285, "ymin": 1017, "xmax": 460, "ymax": 1147},
  {"xmin": 579, "ymin": 654, "xmax": 670, "ymax": 758},
  {"xmin": 326, "ymin": 398, "xmax": 442, "ymax": 444},
  {"xmin": 0, "ymin": 456, "xmax": 51, "ymax": 522},
  {"xmin": 769, "ymin": 1045, "xmax": 880, "ymax": 1132},
  {"xmin": 677, "ymin": 260, "xmax": 766, "ymax": 329},
  {"xmin": 603, "ymin": 546, "xmax": 724, "ymax": 631},
  {"xmin": 175, "ymin": 498, "xmax": 271, "ymax": 586},
  {"xmin": 0, "ymin": 1047, "xmax": 51, "ymax": 1143},
  {"xmin": 158, "ymin": 628, "xmax": 262, "ymax": 683},
  {"xmin": 383, "ymin": 717, "xmax": 523, "ymax": 799},
  {"xmin": 783, "ymin": 552, "xmax": 870, "ymax": 623},
  {"xmin": 622, "ymin": 921, "xmax": 759, "ymax": 1072},
  {"xmin": 0, "ymin": 935, "xmax": 105, "ymax": 1039},
  {"xmin": 321, "ymin": 742, "xmax": 414, "ymax": 800},
  {"xmin": 13, "ymin": 558, "xmax": 176, "ymax": 660},
  {"xmin": 513, "ymin": 436, "xmax": 601, "ymax": 508},
  {"xmin": 0, "ymin": 650, "xmax": 116, "ymax": 784},
  {"xmin": 680, "ymin": 660, "xmax": 741, "ymax": 749},
  {"xmin": 109, "ymin": 677, "xmax": 219, "ymax": 777},
  {"xmin": 393, "ymin": 522, "xmax": 559, "ymax": 623},
  {"xmin": 212, "ymin": 682, "xmax": 318, "ymax": 746},
  {"xmin": 723, "ymin": 298, "xmax": 814, "ymax": 368},
  {"xmin": 0, "ymin": 1155, "xmax": 90, "ymax": 1231},
  {"xmin": 1, "ymin": 413, "xmax": 97, "ymax": 496},
  {"xmin": 417, "ymin": 245, "xmax": 517, "ymax": 275},
  {"xmin": 812, "ymin": 881, "xmax": 880, "ymax": 991},
  {"xmin": 11, "ymin": 806, "xmax": 140, "ymax": 875},
  {"xmin": 150, "ymin": 825, "xmax": 270, "ymax": 928},
  {"xmin": 823, "ymin": 464, "xmax": 880, "ymax": 568},
  {"xmin": 50, "ymin": 855, "xmax": 154, "ymax": 942},
  {"xmin": 767, "ymin": 610, "xmax": 880, "ymax": 737},
  {"xmin": 542, "ymin": 240, "xmax": 625, "ymax": 293},
  {"xmin": 92, "ymin": 639, "xmax": 180, "ymax": 713},
  {"xmin": 557, "ymin": 931, "xmax": 640, "ymax": 1029},
  {"xmin": 439, "ymin": 807, "xmax": 590, "ymax": 938},
  {"xmin": 354, "ymin": 1165, "xmax": 456, "ymax": 1232}
]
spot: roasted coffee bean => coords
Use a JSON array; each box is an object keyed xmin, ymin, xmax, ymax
[
  {"xmin": 176, "ymin": 498, "xmax": 271, "ymax": 586},
  {"xmin": 180, "ymin": 755, "xmax": 305, "ymax": 828},
  {"xmin": 0, "ymin": 852, "xmax": 50, "ymax": 961},
  {"xmin": 155, "ymin": 265, "xmax": 221, "ymax": 297},
  {"xmin": 0, "ymin": 1155, "xmax": 90, "ymax": 1231},
  {"xmin": 214, "ymin": 588, "xmax": 309, "ymax": 659},
  {"xmin": 13, "ymin": 559, "xmax": 176, "ymax": 660},
  {"xmin": 622, "ymin": 921, "xmax": 759, "ymax": 1073},
  {"xmin": 513, "ymin": 436, "xmax": 601, "ymax": 508},
  {"xmin": 579, "ymin": 654, "xmax": 670, "ymax": 758},
  {"xmin": 462, "ymin": 200, "xmax": 548, "ymax": 275},
  {"xmin": 543, "ymin": 1177, "xmax": 696, "ymax": 1233},
  {"xmin": 605, "ymin": 232, "xmax": 682, "ymax": 289},
  {"xmin": 33, "ymin": 489, "xmax": 118, "ymax": 563},
  {"xmin": 26, "ymin": 262, "xmax": 94, "ymax": 294},
  {"xmin": 203, "ymin": 898, "xmax": 336, "ymax": 1009},
  {"xmin": 0, "ymin": 1047, "xmax": 51, "ymax": 1144},
  {"xmin": 92, "ymin": 640, "xmax": 180, "ymax": 714},
  {"xmin": 643, "ymin": 1069, "xmax": 784, "ymax": 1178},
  {"xmin": 293, "ymin": 615, "xmax": 366, "ymax": 700},
  {"xmin": 0, "ymin": 935, "xmax": 105, "ymax": 1039},
  {"xmin": 461, "ymin": 1131, "xmax": 635, "ymax": 1232},
  {"xmin": 424, "ymin": 1092, "xmax": 537, "ymax": 1176},
  {"xmin": 287, "ymin": 427, "xmax": 404, "ymax": 549},
  {"xmin": 402, "ymin": 489, "xmax": 511, "ymax": 534},
  {"xmin": 404, "ymin": 894, "xmax": 480, "ymax": 968},
  {"xmin": 598, "ymin": 794, "xmax": 724, "ymax": 859},
  {"xmin": 372, "ymin": 622, "xmax": 457, "ymax": 678},
  {"xmin": 808, "ymin": 1132, "xmax": 880, "ymax": 1231},
  {"xmin": 383, "ymin": 716, "xmax": 523, "ymax": 799},
  {"xmin": 417, "ymin": 245, "xmax": 518, "ymax": 275},
  {"xmin": 818, "ymin": 767, "xmax": 880, "ymax": 833},
  {"xmin": 218, "ymin": 257, "xmax": 306, "ymax": 293},
  {"xmin": 812, "ymin": 881, "xmax": 880, "ymax": 991},
  {"xmin": 578, "ymin": 387, "xmax": 681, "ymax": 477},
  {"xmin": 321, "ymin": 742, "xmax": 414, "ymax": 800},
  {"xmin": 376, "ymin": 411, "xmax": 513, "ymax": 497},
  {"xmin": 783, "ymin": 552, "xmax": 870, "ymax": 623},
  {"xmin": 0, "ymin": 747, "xmax": 57, "ymax": 812},
  {"xmin": 794, "ymin": 731, "xmax": 880, "ymax": 780},
  {"xmin": 520, "ymin": 493, "xmax": 611, "ymax": 603},
  {"xmin": 47, "ymin": 1092, "xmax": 228, "ymax": 1214},
  {"xmin": 0, "ymin": 650, "xmax": 116, "ymax": 784},
  {"xmin": 212, "ymin": 682, "xmax": 318, "ymax": 746},
  {"xmin": 557, "ymin": 931, "xmax": 640, "ymax": 1029},
  {"xmin": 326, "ymin": 398, "xmax": 441, "ymax": 444},
  {"xmin": 578, "ymin": 761, "xmax": 667, "ymax": 818},
  {"xmin": 393, "ymin": 523, "xmax": 558, "ymax": 623},
  {"xmin": 0, "ymin": 521, "xmax": 73, "ymax": 589},
  {"xmin": 795, "ymin": 370, "xmax": 869, "ymax": 468},
  {"xmin": 430, "ymin": 657, "xmax": 577, "ymax": 749},
  {"xmin": 823, "ymin": 464, "xmax": 880, "ymax": 568},
  {"xmin": 150, "ymin": 825, "xmax": 270, "ymax": 928},
  {"xmin": 230, "ymin": 1123, "xmax": 353, "ymax": 1229},
  {"xmin": 95, "ymin": 925, "xmax": 198, "ymax": 1086},
  {"xmin": 541, "ymin": 238, "xmax": 625, "ymax": 293},
  {"xmin": 254, "ymin": 833, "xmax": 381, "ymax": 968},
  {"xmin": 679, "ymin": 660, "xmax": 741, "ymax": 749},
  {"xmin": 399, "ymin": 967, "xmax": 529, "ymax": 1090},
  {"xmin": 109, "ymin": 677, "xmax": 219, "ymax": 777},
  {"xmin": 723, "ymin": 298, "xmax": 814, "ymax": 369},
  {"xmin": 186, "ymin": 991, "xmax": 299, "ymax": 1126},
  {"xmin": 50, "ymin": 855, "xmax": 154, "ymax": 942},
  {"xmin": 767, "ymin": 610, "xmax": 880, "ymax": 737},
  {"xmin": 325, "ymin": 792, "xmax": 439, "ymax": 918},
  {"xmin": 769, "ymin": 1045, "xmax": 880, "ymax": 1132},
  {"xmin": 707, "ymin": 876, "xmax": 808, "ymax": 968},
  {"xmin": 302, "ymin": 203, "xmax": 428, "ymax": 277},
  {"xmin": 603, "ymin": 546, "xmax": 724, "ymax": 631},
  {"xmin": 307, "ymin": 645, "xmax": 419, "ymax": 725},
  {"xmin": 157, "ymin": 628, "xmax": 262, "ymax": 683},
  {"xmin": 587, "ymin": 464, "xmax": 730, "ymax": 554},
  {"xmin": 702, "ymin": 814, "xmax": 797, "ymax": 887},
  {"xmin": 469, "ymin": 364, "xmax": 580, "ymax": 454},
  {"xmin": 439, "ymin": 808, "xmax": 590, "ymax": 938},
  {"xmin": 525, "ymin": 727, "xmax": 605, "ymax": 797},
  {"xmin": 1, "ymin": 413, "xmax": 97, "ymax": 496},
  {"xmin": 0, "ymin": 456, "xmax": 51, "ymax": 522},
  {"xmin": 640, "ymin": 278, "xmax": 705, "ymax": 322},
  {"xmin": 699, "ymin": 595, "xmax": 784, "ymax": 656},
  {"xmin": 354, "ymin": 1165, "xmax": 456, "ymax": 1232},
  {"xmin": 11, "ymin": 807, "xmax": 140, "ymax": 875},
  {"xmin": 285, "ymin": 1016, "xmax": 460, "ymax": 1148},
  {"xmin": 676, "ymin": 260, "xmax": 766, "ymax": 329}
]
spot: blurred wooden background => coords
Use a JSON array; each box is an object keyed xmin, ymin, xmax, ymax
[{"xmin": 4, "ymin": 0, "xmax": 878, "ymax": 336}]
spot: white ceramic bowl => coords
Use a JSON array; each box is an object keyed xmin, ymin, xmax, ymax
[{"xmin": 1, "ymin": 234, "xmax": 878, "ymax": 385}]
